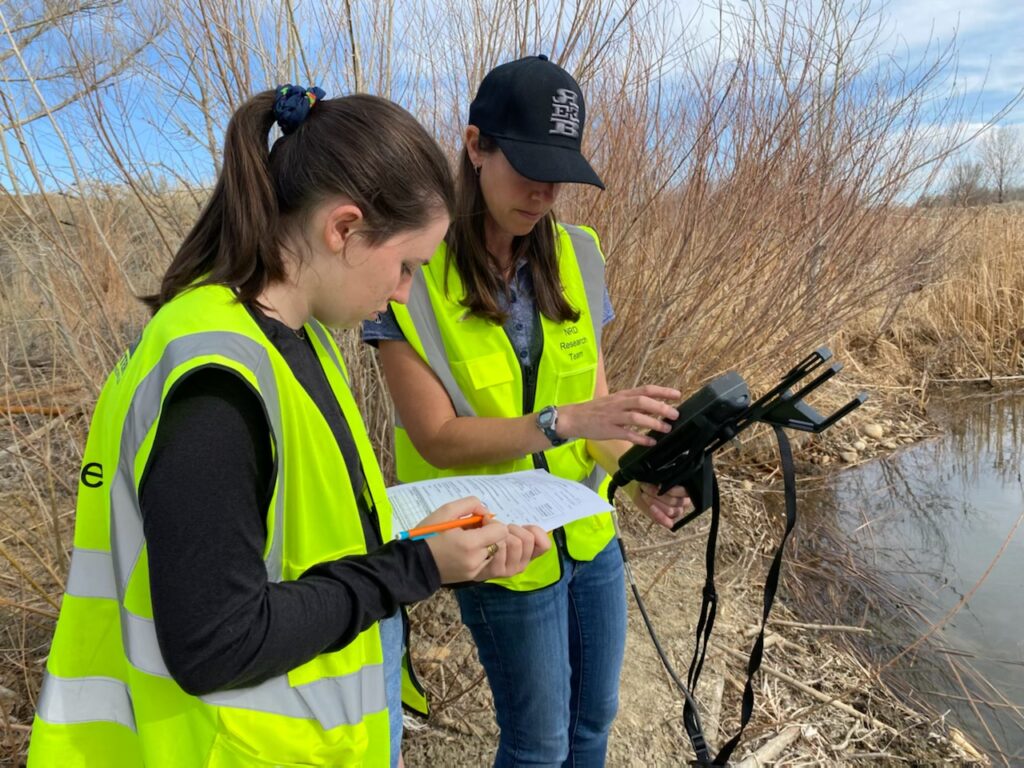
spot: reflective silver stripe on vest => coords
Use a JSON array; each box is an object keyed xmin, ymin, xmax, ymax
[
  {"xmin": 123, "ymin": 609, "xmax": 172, "ymax": 677},
  {"xmin": 65, "ymin": 548, "xmax": 117, "ymax": 599},
  {"xmin": 406, "ymin": 270, "xmax": 477, "ymax": 417},
  {"xmin": 202, "ymin": 663, "xmax": 387, "ymax": 729},
  {"xmin": 109, "ymin": 605, "xmax": 386, "ymax": 728},
  {"xmin": 308, "ymin": 322, "xmax": 348, "ymax": 387},
  {"xmin": 562, "ymin": 224, "xmax": 605, "ymax": 351},
  {"xmin": 62, "ymin": 546, "xmax": 173, "ymax": 678},
  {"xmin": 566, "ymin": 227, "xmax": 611, "ymax": 498},
  {"xmin": 583, "ymin": 464, "xmax": 607, "ymax": 495},
  {"xmin": 110, "ymin": 332, "xmax": 286, "ymax": 605},
  {"xmin": 37, "ymin": 672, "xmax": 137, "ymax": 731}
]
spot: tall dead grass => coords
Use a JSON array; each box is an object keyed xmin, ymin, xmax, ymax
[
  {"xmin": 0, "ymin": 0, "xmax": 1019, "ymax": 762},
  {"xmin": 874, "ymin": 207, "xmax": 1024, "ymax": 381}
]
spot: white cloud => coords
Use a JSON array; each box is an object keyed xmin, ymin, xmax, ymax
[
  {"xmin": 881, "ymin": 0, "xmax": 1006, "ymax": 47},
  {"xmin": 878, "ymin": 0, "xmax": 1024, "ymax": 121}
]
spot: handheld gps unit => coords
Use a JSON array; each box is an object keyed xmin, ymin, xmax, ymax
[{"xmin": 606, "ymin": 347, "xmax": 865, "ymax": 766}]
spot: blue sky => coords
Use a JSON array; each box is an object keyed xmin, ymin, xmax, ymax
[
  {"xmin": 881, "ymin": 0, "xmax": 1024, "ymax": 126},
  {"xmin": 1, "ymin": 0, "xmax": 1021, "ymax": 195}
]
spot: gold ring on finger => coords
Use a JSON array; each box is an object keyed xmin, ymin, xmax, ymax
[{"xmin": 485, "ymin": 542, "xmax": 499, "ymax": 559}]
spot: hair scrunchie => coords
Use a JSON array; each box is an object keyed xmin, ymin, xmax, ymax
[{"xmin": 273, "ymin": 84, "xmax": 327, "ymax": 135}]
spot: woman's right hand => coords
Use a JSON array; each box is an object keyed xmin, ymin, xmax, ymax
[
  {"xmin": 558, "ymin": 385, "xmax": 681, "ymax": 445},
  {"xmin": 421, "ymin": 497, "xmax": 551, "ymax": 584}
]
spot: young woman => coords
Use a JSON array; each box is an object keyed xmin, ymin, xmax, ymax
[
  {"xmin": 28, "ymin": 85, "xmax": 549, "ymax": 768},
  {"xmin": 364, "ymin": 58, "xmax": 691, "ymax": 766}
]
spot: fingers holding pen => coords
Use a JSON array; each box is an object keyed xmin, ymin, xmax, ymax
[
  {"xmin": 478, "ymin": 524, "xmax": 551, "ymax": 580},
  {"xmin": 425, "ymin": 520, "xmax": 505, "ymax": 584},
  {"xmin": 425, "ymin": 518, "xmax": 551, "ymax": 584}
]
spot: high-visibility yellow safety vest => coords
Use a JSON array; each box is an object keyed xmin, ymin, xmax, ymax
[
  {"xmin": 391, "ymin": 223, "xmax": 615, "ymax": 591},
  {"xmin": 29, "ymin": 284, "xmax": 415, "ymax": 767}
]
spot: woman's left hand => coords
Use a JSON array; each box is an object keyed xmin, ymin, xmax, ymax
[{"xmin": 626, "ymin": 482, "xmax": 692, "ymax": 529}]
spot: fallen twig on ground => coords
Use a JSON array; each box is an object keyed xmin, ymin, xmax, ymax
[
  {"xmin": 734, "ymin": 724, "xmax": 802, "ymax": 767},
  {"xmin": 713, "ymin": 643, "xmax": 897, "ymax": 735},
  {"xmin": 766, "ymin": 619, "xmax": 874, "ymax": 635}
]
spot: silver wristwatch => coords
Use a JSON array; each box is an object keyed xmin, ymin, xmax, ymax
[{"xmin": 535, "ymin": 405, "xmax": 567, "ymax": 447}]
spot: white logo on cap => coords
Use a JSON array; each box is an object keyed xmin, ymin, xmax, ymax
[{"xmin": 549, "ymin": 88, "xmax": 580, "ymax": 138}]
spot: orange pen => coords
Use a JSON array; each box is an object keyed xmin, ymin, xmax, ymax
[{"xmin": 395, "ymin": 511, "xmax": 493, "ymax": 541}]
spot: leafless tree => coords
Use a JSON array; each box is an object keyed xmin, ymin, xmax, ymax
[
  {"xmin": 947, "ymin": 159, "xmax": 985, "ymax": 207},
  {"xmin": 979, "ymin": 125, "xmax": 1024, "ymax": 203}
]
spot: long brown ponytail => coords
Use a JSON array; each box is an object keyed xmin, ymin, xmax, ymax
[{"xmin": 146, "ymin": 90, "xmax": 454, "ymax": 312}]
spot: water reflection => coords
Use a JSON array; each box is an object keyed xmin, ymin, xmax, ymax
[{"xmin": 794, "ymin": 389, "xmax": 1024, "ymax": 763}]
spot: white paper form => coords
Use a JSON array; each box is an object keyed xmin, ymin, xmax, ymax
[{"xmin": 386, "ymin": 469, "xmax": 612, "ymax": 536}]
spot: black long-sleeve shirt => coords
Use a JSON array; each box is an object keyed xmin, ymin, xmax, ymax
[{"xmin": 138, "ymin": 307, "xmax": 439, "ymax": 695}]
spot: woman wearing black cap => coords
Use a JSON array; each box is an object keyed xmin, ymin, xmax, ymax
[{"xmin": 364, "ymin": 57, "xmax": 691, "ymax": 766}]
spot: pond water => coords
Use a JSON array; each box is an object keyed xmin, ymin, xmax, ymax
[{"xmin": 799, "ymin": 390, "xmax": 1024, "ymax": 763}]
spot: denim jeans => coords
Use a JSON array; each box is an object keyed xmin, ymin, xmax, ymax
[
  {"xmin": 379, "ymin": 611, "xmax": 404, "ymax": 768},
  {"xmin": 456, "ymin": 537, "xmax": 627, "ymax": 768}
]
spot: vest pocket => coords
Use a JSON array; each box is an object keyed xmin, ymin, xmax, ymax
[
  {"xmin": 457, "ymin": 351, "xmax": 514, "ymax": 389},
  {"xmin": 553, "ymin": 363, "xmax": 596, "ymax": 406},
  {"xmin": 210, "ymin": 703, "xmax": 374, "ymax": 766},
  {"xmin": 452, "ymin": 352, "xmax": 516, "ymax": 415},
  {"xmin": 206, "ymin": 729, "xmax": 317, "ymax": 767}
]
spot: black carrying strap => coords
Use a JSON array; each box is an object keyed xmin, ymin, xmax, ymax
[
  {"xmin": 682, "ymin": 427, "xmax": 798, "ymax": 766},
  {"xmin": 683, "ymin": 455, "xmax": 719, "ymax": 764}
]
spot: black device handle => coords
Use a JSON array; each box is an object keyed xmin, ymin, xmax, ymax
[{"xmin": 605, "ymin": 346, "xmax": 865, "ymax": 766}]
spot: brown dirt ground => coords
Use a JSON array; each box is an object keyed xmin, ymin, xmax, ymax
[{"xmin": 401, "ymin": 543, "xmax": 982, "ymax": 767}]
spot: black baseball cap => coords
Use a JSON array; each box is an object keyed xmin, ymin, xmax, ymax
[{"xmin": 468, "ymin": 55, "xmax": 604, "ymax": 189}]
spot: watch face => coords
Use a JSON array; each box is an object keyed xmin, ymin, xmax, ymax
[{"xmin": 537, "ymin": 406, "xmax": 563, "ymax": 445}]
